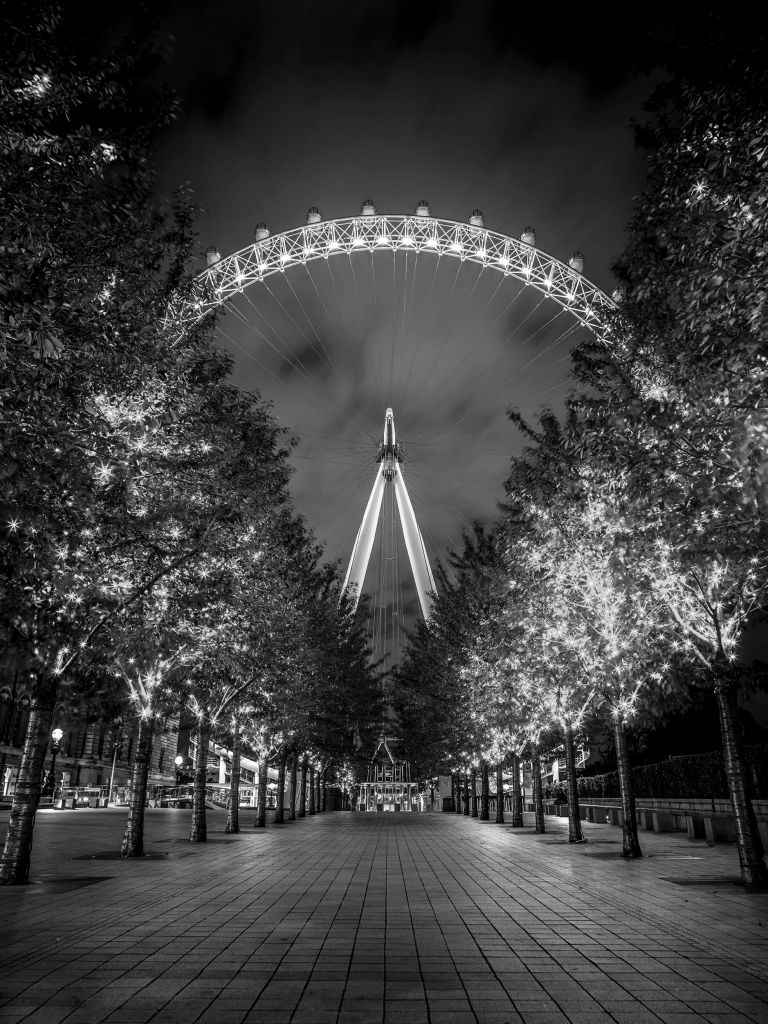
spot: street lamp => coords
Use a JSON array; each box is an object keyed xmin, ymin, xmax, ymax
[
  {"xmin": 175, "ymin": 755, "xmax": 184, "ymax": 785},
  {"xmin": 43, "ymin": 727, "xmax": 64, "ymax": 798},
  {"xmin": 107, "ymin": 718, "xmax": 123, "ymax": 805}
]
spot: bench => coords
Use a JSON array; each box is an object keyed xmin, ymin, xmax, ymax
[
  {"xmin": 555, "ymin": 796, "xmax": 768, "ymax": 847},
  {"xmin": 577, "ymin": 801, "xmax": 624, "ymax": 826}
]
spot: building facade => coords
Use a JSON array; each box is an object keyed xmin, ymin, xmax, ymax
[
  {"xmin": 359, "ymin": 737, "xmax": 419, "ymax": 812},
  {"xmin": 0, "ymin": 662, "xmax": 178, "ymax": 801}
]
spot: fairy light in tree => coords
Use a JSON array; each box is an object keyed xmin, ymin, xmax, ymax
[
  {"xmin": 644, "ymin": 543, "xmax": 766, "ymax": 668},
  {"xmin": 21, "ymin": 72, "xmax": 51, "ymax": 98}
]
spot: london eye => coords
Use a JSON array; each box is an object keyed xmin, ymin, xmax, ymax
[{"xmin": 179, "ymin": 202, "xmax": 615, "ymax": 674}]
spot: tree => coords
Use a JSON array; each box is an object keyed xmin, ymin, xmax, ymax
[
  {"xmin": 115, "ymin": 653, "xmax": 181, "ymax": 859},
  {"xmin": 392, "ymin": 526, "xmax": 505, "ymax": 781},
  {"xmin": 0, "ymin": 1, "xmax": 199, "ymax": 884},
  {"xmin": 568, "ymin": 20, "xmax": 768, "ymax": 884},
  {"xmin": 0, "ymin": 0, "xmax": 296, "ymax": 882},
  {"xmin": 502, "ymin": 412, "xmax": 668, "ymax": 857}
]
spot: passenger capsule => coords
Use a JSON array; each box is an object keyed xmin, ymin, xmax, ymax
[
  {"xmin": 612, "ymin": 287, "xmax": 624, "ymax": 304},
  {"xmin": 254, "ymin": 222, "xmax": 270, "ymax": 241},
  {"xmin": 569, "ymin": 251, "xmax": 584, "ymax": 273},
  {"xmin": 469, "ymin": 209, "xmax": 484, "ymax": 227},
  {"xmin": 520, "ymin": 226, "xmax": 536, "ymax": 246},
  {"xmin": 205, "ymin": 246, "xmax": 221, "ymax": 267},
  {"xmin": 415, "ymin": 200, "xmax": 431, "ymax": 217},
  {"xmin": 361, "ymin": 200, "xmax": 376, "ymax": 217},
  {"xmin": 306, "ymin": 207, "xmax": 322, "ymax": 224}
]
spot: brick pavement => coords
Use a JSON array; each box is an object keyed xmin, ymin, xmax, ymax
[{"xmin": 1, "ymin": 806, "xmax": 767, "ymax": 1024}]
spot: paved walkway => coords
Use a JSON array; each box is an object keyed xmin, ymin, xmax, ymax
[{"xmin": 1, "ymin": 807, "xmax": 767, "ymax": 1024}]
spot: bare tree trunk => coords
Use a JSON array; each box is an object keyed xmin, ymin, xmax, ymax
[
  {"xmin": 509, "ymin": 752, "xmax": 523, "ymax": 827},
  {"xmin": 564, "ymin": 720, "xmax": 584, "ymax": 843},
  {"xmin": 274, "ymin": 751, "xmax": 287, "ymax": 824},
  {"xmin": 495, "ymin": 763, "xmax": 505, "ymax": 824},
  {"xmin": 715, "ymin": 676, "xmax": 768, "ymax": 887},
  {"xmin": 308, "ymin": 765, "xmax": 316, "ymax": 814},
  {"xmin": 1, "ymin": 676, "xmax": 56, "ymax": 884},
  {"xmin": 450, "ymin": 772, "xmax": 456, "ymax": 812},
  {"xmin": 189, "ymin": 721, "xmax": 210, "ymax": 843},
  {"xmin": 255, "ymin": 758, "xmax": 268, "ymax": 827},
  {"xmin": 455, "ymin": 773, "xmax": 463, "ymax": 814},
  {"xmin": 121, "ymin": 716, "xmax": 154, "ymax": 857},
  {"xmin": 288, "ymin": 751, "xmax": 298, "ymax": 820},
  {"xmin": 463, "ymin": 771, "xmax": 470, "ymax": 816},
  {"xmin": 470, "ymin": 767, "xmax": 478, "ymax": 818},
  {"xmin": 613, "ymin": 715, "xmax": 641, "ymax": 858},
  {"xmin": 531, "ymin": 743, "xmax": 545, "ymax": 834},
  {"xmin": 480, "ymin": 759, "xmax": 489, "ymax": 821},
  {"xmin": 298, "ymin": 755, "xmax": 308, "ymax": 817},
  {"xmin": 321, "ymin": 769, "xmax": 327, "ymax": 812},
  {"xmin": 225, "ymin": 727, "xmax": 241, "ymax": 834}
]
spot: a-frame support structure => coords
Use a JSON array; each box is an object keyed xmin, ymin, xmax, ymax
[{"xmin": 343, "ymin": 409, "xmax": 436, "ymax": 621}]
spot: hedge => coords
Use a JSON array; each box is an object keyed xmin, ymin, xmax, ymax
[{"xmin": 576, "ymin": 744, "xmax": 768, "ymax": 800}]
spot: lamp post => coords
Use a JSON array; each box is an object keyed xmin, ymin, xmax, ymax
[
  {"xmin": 175, "ymin": 754, "xmax": 184, "ymax": 785},
  {"xmin": 107, "ymin": 718, "xmax": 123, "ymax": 805},
  {"xmin": 43, "ymin": 727, "xmax": 64, "ymax": 798}
]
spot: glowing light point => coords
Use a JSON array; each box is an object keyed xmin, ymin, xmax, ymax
[{"xmin": 26, "ymin": 72, "xmax": 51, "ymax": 97}]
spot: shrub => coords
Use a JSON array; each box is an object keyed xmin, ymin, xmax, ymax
[{"xmin": 576, "ymin": 745, "xmax": 768, "ymax": 800}]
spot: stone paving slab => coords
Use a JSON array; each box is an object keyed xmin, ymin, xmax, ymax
[{"xmin": 0, "ymin": 806, "xmax": 767, "ymax": 1023}]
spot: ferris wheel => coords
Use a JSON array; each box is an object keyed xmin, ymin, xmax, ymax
[{"xmin": 181, "ymin": 201, "xmax": 615, "ymax": 671}]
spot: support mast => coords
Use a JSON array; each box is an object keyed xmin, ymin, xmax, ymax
[{"xmin": 343, "ymin": 409, "xmax": 436, "ymax": 620}]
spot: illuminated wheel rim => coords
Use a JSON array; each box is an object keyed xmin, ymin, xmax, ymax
[{"xmin": 179, "ymin": 212, "xmax": 614, "ymax": 337}]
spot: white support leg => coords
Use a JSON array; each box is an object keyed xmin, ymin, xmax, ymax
[
  {"xmin": 394, "ymin": 466, "xmax": 436, "ymax": 621},
  {"xmin": 342, "ymin": 468, "xmax": 386, "ymax": 609},
  {"xmin": 343, "ymin": 408, "xmax": 437, "ymax": 621}
]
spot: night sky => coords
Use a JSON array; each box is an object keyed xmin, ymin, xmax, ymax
[{"xmin": 153, "ymin": 1, "xmax": 680, "ymax": 660}]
